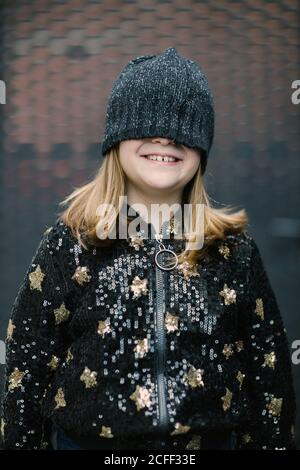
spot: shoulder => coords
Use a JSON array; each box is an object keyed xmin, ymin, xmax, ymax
[
  {"xmin": 43, "ymin": 219, "xmax": 74, "ymax": 238},
  {"xmin": 223, "ymin": 229, "xmax": 254, "ymax": 250},
  {"xmin": 216, "ymin": 229, "xmax": 260, "ymax": 266},
  {"xmin": 40, "ymin": 220, "xmax": 79, "ymax": 255}
]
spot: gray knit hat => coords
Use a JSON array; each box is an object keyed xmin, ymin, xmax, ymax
[{"xmin": 101, "ymin": 47, "xmax": 214, "ymax": 174}]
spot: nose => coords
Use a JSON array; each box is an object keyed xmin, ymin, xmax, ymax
[{"xmin": 151, "ymin": 136, "xmax": 175, "ymax": 145}]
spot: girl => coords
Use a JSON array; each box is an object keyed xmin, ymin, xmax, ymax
[{"xmin": 1, "ymin": 47, "xmax": 296, "ymax": 450}]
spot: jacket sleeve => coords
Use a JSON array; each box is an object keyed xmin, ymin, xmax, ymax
[
  {"xmin": 235, "ymin": 236, "xmax": 297, "ymax": 450},
  {"xmin": 1, "ymin": 226, "xmax": 69, "ymax": 450}
]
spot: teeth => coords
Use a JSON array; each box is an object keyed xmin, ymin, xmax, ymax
[{"xmin": 146, "ymin": 155, "xmax": 177, "ymax": 162}]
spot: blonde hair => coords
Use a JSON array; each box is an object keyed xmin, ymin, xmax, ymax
[{"xmin": 57, "ymin": 143, "xmax": 249, "ymax": 266}]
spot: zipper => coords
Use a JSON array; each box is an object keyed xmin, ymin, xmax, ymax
[{"xmin": 154, "ymin": 225, "xmax": 169, "ymax": 433}]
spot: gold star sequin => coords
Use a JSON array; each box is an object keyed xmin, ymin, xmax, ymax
[
  {"xmin": 134, "ymin": 338, "xmax": 149, "ymax": 358},
  {"xmin": 47, "ymin": 355, "xmax": 60, "ymax": 370},
  {"xmin": 235, "ymin": 340, "xmax": 244, "ymax": 352},
  {"xmin": 8, "ymin": 368, "xmax": 25, "ymax": 391},
  {"xmin": 236, "ymin": 371, "xmax": 245, "ymax": 390},
  {"xmin": 165, "ymin": 312, "xmax": 179, "ymax": 333},
  {"xmin": 170, "ymin": 423, "xmax": 191, "ymax": 435},
  {"xmin": 184, "ymin": 366, "xmax": 204, "ymax": 388},
  {"xmin": 222, "ymin": 343, "xmax": 234, "ymax": 359},
  {"xmin": 263, "ymin": 351, "xmax": 276, "ymax": 369},
  {"xmin": 54, "ymin": 387, "xmax": 66, "ymax": 409},
  {"xmin": 186, "ymin": 435, "xmax": 202, "ymax": 450},
  {"xmin": 80, "ymin": 367, "xmax": 98, "ymax": 389},
  {"xmin": 218, "ymin": 243, "xmax": 230, "ymax": 260},
  {"xmin": 242, "ymin": 433, "xmax": 252, "ymax": 444},
  {"xmin": 130, "ymin": 385, "xmax": 152, "ymax": 411},
  {"xmin": 219, "ymin": 283, "xmax": 236, "ymax": 305},
  {"xmin": 266, "ymin": 396, "xmax": 283, "ymax": 416},
  {"xmin": 66, "ymin": 348, "xmax": 73, "ymax": 364},
  {"xmin": 129, "ymin": 235, "xmax": 144, "ymax": 250},
  {"xmin": 99, "ymin": 425, "xmax": 114, "ymax": 438},
  {"xmin": 97, "ymin": 319, "xmax": 112, "ymax": 338},
  {"xmin": 29, "ymin": 265, "xmax": 45, "ymax": 291},
  {"xmin": 71, "ymin": 266, "xmax": 92, "ymax": 285},
  {"xmin": 177, "ymin": 261, "xmax": 200, "ymax": 280},
  {"xmin": 221, "ymin": 388, "xmax": 232, "ymax": 412},
  {"xmin": 255, "ymin": 298, "xmax": 264, "ymax": 320},
  {"xmin": 54, "ymin": 302, "xmax": 71, "ymax": 325},
  {"xmin": 6, "ymin": 319, "xmax": 16, "ymax": 341},
  {"xmin": 130, "ymin": 276, "xmax": 148, "ymax": 299}
]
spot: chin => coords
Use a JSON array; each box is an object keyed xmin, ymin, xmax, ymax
[{"xmin": 141, "ymin": 183, "xmax": 177, "ymax": 191}]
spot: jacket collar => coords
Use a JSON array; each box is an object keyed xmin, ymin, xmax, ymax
[{"xmin": 124, "ymin": 201, "xmax": 185, "ymax": 241}]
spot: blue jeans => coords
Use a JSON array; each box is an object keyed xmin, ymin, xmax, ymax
[
  {"xmin": 52, "ymin": 427, "xmax": 81, "ymax": 450},
  {"xmin": 52, "ymin": 426, "xmax": 236, "ymax": 450}
]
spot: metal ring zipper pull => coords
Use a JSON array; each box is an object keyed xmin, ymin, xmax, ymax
[{"xmin": 154, "ymin": 241, "xmax": 178, "ymax": 271}]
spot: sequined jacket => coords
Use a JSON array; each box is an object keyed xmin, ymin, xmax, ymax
[{"xmin": 1, "ymin": 219, "xmax": 297, "ymax": 450}]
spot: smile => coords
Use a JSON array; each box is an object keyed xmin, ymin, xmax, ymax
[{"xmin": 141, "ymin": 154, "xmax": 182, "ymax": 164}]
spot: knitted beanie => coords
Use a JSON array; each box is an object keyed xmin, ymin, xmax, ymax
[{"xmin": 101, "ymin": 47, "xmax": 214, "ymax": 174}]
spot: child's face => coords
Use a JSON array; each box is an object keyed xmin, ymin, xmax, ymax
[{"xmin": 119, "ymin": 137, "xmax": 201, "ymax": 196}]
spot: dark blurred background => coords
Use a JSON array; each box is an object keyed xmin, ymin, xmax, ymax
[{"xmin": 0, "ymin": 0, "xmax": 299, "ymax": 447}]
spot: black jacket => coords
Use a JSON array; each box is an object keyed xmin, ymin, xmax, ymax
[{"xmin": 1, "ymin": 218, "xmax": 297, "ymax": 450}]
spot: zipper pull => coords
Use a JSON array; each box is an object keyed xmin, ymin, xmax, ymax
[{"xmin": 154, "ymin": 232, "xmax": 178, "ymax": 271}]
